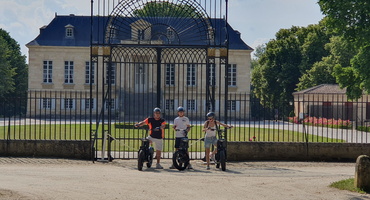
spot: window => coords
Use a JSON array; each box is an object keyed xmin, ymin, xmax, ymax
[
  {"xmin": 63, "ymin": 98, "xmax": 75, "ymax": 109},
  {"xmin": 166, "ymin": 64, "xmax": 175, "ymax": 86},
  {"xmin": 43, "ymin": 61, "xmax": 53, "ymax": 83},
  {"xmin": 106, "ymin": 63, "xmax": 116, "ymax": 85},
  {"xmin": 367, "ymin": 103, "xmax": 370, "ymax": 119},
  {"xmin": 66, "ymin": 28, "xmax": 73, "ymax": 37},
  {"xmin": 105, "ymin": 99, "xmax": 116, "ymax": 110},
  {"xmin": 187, "ymin": 64, "xmax": 196, "ymax": 86},
  {"xmin": 228, "ymin": 64, "xmax": 237, "ymax": 86},
  {"xmin": 84, "ymin": 98, "xmax": 95, "ymax": 109},
  {"xmin": 85, "ymin": 61, "xmax": 95, "ymax": 84},
  {"xmin": 138, "ymin": 30, "xmax": 145, "ymax": 40},
  {"xmin": 209, "ymin": 63, "xmax": 216, "ymax": 86},
  {"xmin": 64, "ymin": 61, "xmax": 74, "ymax": 84},
  {"xmin": 228, "ymin": 100, "xmax": 237, "ymax": 111},
  {"xmin": 42, "ymin": 98, "xmax": 52, "ymax": 109},
  {"xmin": 165, "ymin": 99, "xmax": 175, "ymax": 110},
  {"xmin": 187, "ymin": 99, "xmax": 196, "ymax": 111}
]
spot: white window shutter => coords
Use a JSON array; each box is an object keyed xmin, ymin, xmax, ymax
[
  {"xmin": 81, "ymin": 99, "xmax": 85, "ymax": 110},
  {"xmin": 61, "ymin": 99, "xmax": 65, "ymax": 109},
  {"xmin": 51, "ymin": 99, "xmax": 56, "ymax": 109},
  {"xmin": 174, "ymin": 99, "xmax": 179, "ymax": 110},
  {"xmin": 236, "ymin": 101, "xmax": 241, "ymax": 111},
  {"xmin": 215, "ymin": 100, "xmax": 220, "ymax": 112}
]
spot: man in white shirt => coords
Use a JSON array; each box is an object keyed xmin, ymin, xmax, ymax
[{"xmin": 170, "ymin": 106, "xmax": 193, "ymax": 169}]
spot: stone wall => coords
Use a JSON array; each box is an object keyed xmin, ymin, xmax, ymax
[
  {"xmin": 0, "ymin": 140, "xmax": 91, "ymax": 160},
  {"xmin": 228, "ymin": 142, "xmax": 370, "ymax": 161}
]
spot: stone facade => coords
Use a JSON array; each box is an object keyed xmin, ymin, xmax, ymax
[{"xmin": 27, "ymin": 15, "xmax": 253, "ymax": 118}]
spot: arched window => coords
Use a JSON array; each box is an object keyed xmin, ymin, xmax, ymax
[{"xmin": 65, "ymin": 24, "xmax": 74, "ymax": 38}]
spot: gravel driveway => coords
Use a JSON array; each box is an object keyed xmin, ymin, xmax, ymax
[{"xmin": 0, "ymin": 157, "xmax": 369, "ymax": 200}]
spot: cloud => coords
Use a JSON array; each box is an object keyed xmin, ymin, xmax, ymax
[{"xmin": 0, "ymin": 0, "xmax": 56, "ymax": 58}]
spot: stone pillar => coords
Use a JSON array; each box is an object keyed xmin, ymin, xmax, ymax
[{"xmin": 355, "ymin": 155, "xmax": 370, "ymax": 190}]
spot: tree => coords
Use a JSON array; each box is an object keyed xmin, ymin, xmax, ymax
[
  {"xmin": 0, "ymin": 29, "xmax": 28, "ymax": 96},
  {"xmin": 133, "ymin": 2, "xmax": 202, "ymax": 18},
  {"xmin": 318, "ymin": 0, "xmax": 370, "ymax": 47},
  {"xmin": 251, "ymin": 24, "xmax": 330, "ymax": 108},
  {"xmin": 0, "ymin": 29, "xmax": 28, "ymax": 116},
  {"xmin": 296, "ymin": 35, "xmax": 350, "ymax": 91},
  {"xmin": 0, "ymin": 37, "xmax": 16, "ymax": 96},
  {"xmin": 296, "ymin": 57, "xmax": 336, "ymax": 91},
  {"xmin": 319, "ymin": 0, "xmax": 370, "ymax": 99}
]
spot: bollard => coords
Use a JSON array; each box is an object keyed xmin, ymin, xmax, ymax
[{"xmin": 354, "ymin": 155, "xmax": 370, "ymax": 190}]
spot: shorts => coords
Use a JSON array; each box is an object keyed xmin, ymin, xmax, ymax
[
  {"xmin": 147, "ymin": 136, "xmax": 163, "ymax": 151},
  {"xmin": 204, "ymin": 136, "xmax": 218, "ymax": 149},
  {"xmin": 175, "ymin": 137, "xmax": 186, "ymax": 148}
]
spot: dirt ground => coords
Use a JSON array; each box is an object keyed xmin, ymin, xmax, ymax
[{"xmin": 0, "ymin": 158, "xmax": 370, "ymax": 200}]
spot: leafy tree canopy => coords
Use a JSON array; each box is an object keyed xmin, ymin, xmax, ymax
[
  {"xmin": 252, "ymin": 24, "xmax": 330, "ymax": 108},
  {"xmin": 0, "ymin": 28, "xmax": 28, "ymax": 97},
  {"xmin": 133, "ymin": 2, "xmax": 201, "ymax": 18},
  {"xmin": 319, "ymin": 0, "xmax": 370, "ymax": 99}
]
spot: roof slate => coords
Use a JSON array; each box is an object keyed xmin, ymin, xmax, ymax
[{"xmin": 293, "ymin": 84, "xmax": 346, "ymax": 95}]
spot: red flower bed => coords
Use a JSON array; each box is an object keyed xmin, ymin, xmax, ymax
[{"xmin": 288, "ymin": 116, "xmax": 352, "ymax": 129}]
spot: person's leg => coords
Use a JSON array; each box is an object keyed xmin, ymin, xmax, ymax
[
  {"xmin": 156, "ymin": 150, "xmax": 161, "ymax": 163},
  {"xmin": 151, "ymin": 138, "xmax": 163, "ymax": 169},
  {"xmin": 205, "ymin": 148, "xmax": 210, "ymax": 167},
  {"xmin": 210, "ymin": 138, "xmax": 217, "ymax": 160}
]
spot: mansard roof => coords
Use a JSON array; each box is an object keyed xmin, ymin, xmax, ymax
[{"xmin": 27, "ymin": 14, "xmax": 253, "ymax": 50}]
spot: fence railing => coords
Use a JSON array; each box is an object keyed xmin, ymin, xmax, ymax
[{"xmin": 1, "ymin": 92, "xmax": 370, "ymax": 147}]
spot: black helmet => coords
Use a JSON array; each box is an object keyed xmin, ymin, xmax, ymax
[
  {"xmin": 177, "ymin": 106, "xmax": 185, "ymax": 112},
  {"xmin": 153, "ymin": 107, "xmax": 161, "ymax": 113},
  {"xmin": 206, "ymin": 112, "xmax": 215, "ymax": 118}
]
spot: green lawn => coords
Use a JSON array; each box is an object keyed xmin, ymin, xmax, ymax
[{"xmin": 0, "ymin": 124, "xmax": 345, "ymax": 152}]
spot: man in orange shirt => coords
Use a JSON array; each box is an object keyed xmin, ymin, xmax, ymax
[{"xmin": 135, "ymin": 108, "xmax": 166, "ymax": 169}]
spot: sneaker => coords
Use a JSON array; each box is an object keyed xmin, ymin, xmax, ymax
[
  {"xmin": 206, "ymin": 166, "xmax": 210, "ymax": 170},
  {"xmin": 169, "ymin": 164, "xmax": 176, "ymax": 169},
  {"xmin": 187, "ymin": 164, "xmax": 193, "ymax": 169},
  {"xmin": 156, "ymin": 163, "xmax": 163, "ymax": 169}
]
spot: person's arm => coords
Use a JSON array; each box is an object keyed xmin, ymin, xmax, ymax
[
  {"xmin": 185, "ymin": 118, "xmax": 191, "ymax": 132},
  {"xmin": 173, "ymin": 118, "xmax": 177, "ymax": 130},
  {"xmin": 202, "ymin": 121, "xmax": 208, "ymax": 132},
  {"xmin": 216, "ymin": 120, "xmax": 232, "ymax": 128},
  {"xmin": 135, "ymin": 118, "xmax": 148, "ymax": 127},
  {"xmin": 160, "ymin": 120, "xmax": 166, "ymax": 129}
]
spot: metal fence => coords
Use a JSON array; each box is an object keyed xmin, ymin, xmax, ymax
[{"xmin": 1, "ymin": 91, "xmax": 370, "ymax": 159}]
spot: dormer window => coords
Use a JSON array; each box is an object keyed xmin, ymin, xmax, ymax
[
  {"xmin": 138, "ymin": 30, "xmax": 145, "ymax": 40},
  {"xmin": 130, "ymin": 19, "xmax": 151, "ymax": 41},
  {"xmin": 166, "ymin": 27, "xmax": 175, "ymax": 44},
  {"xmin": 65, "ymin": 24, "xmax": 74, "ymax": 38}
]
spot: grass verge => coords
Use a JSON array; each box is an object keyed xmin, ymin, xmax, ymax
[{"xmin": 330, "ymin": 178, "xmax": 370, "ymax": 194}]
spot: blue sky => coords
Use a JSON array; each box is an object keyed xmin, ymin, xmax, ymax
[{"xmin": 0, "ymin": 0, "xmax": 323, "ymax": 59}]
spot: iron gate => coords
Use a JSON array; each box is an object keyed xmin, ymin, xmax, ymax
[{"xmin": 90, "ymin": 0, "xmax": 230, "ymax": 160}]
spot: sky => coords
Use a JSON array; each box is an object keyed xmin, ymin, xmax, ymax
[{"xmin": 0, "ymin": 0, "xmax": 324, "ymax": 60}]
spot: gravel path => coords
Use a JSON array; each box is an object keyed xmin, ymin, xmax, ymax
[{"xmin": 0, "ymin": 158, "xmax": 369, "ymax": 200}]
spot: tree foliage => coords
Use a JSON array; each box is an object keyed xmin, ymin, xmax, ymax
[
  {"xmin": 0, "ymin": 29, "xmax": 28, "ymax": 116},
  {"xmin": 319, "ymin": 0, "xmax": 370, "ymax": 99},
  {"xmin": 0, "ymin": 37, "xmax": 15, "ymax": 96},
  {"xmin": 133, "ymin": 2, "xmax": 201, "ymax": 18},
  {"xmin": 252, "ymin": 24, "xmax": 330, "ymax": 108}
]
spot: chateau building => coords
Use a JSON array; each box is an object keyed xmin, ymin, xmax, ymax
[{"xmin": 27, "ymin": 14, "xmax": 253, "ymax": 119}]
